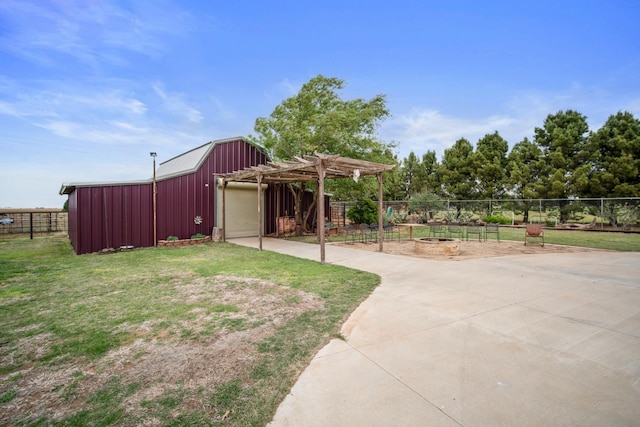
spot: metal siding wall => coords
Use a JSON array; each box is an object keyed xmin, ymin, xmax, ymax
[
  {"xmin": 157, "ymin": 173, "xmax": 204, "ymax": 240},
  {"xmin": 137, "ymin": 184, "xmax": 154, "ymax": 248},
  {"xmin": 67, "ymin": 190, "xmax": 79, "ymax": 253},
  {"xmin": 139, "ymin": 184, "xmax": 154, "ymax": 246},
  {"xmin": 70, "ymin": 139, "xmax": 270, "ymax": 253},
  {"xmin": 110, "ymin": 186, "xmax": 122, "ymax": 248},
  {"xmin": 69, "ymin": 184, "xmax": 153, "ymax": 255},
  {"xmin": 125, "ymin": 186, "xmax": 139, "ymax": 247},
  {"xmin": 90, "ymin": 188, "xmax": 105, "ymax": 253},
  {"xmin": 78, "ymin": 188, "xmax": 94, "ymax": 254}
]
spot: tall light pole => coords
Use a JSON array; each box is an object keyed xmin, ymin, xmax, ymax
[{"xmin": 150, "ymin": 152, "xmax": 157, "ymax": 246}]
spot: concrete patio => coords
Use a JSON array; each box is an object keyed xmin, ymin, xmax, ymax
[{"xmin": 230, "ymin": 237, "xmax": 640, "ymax": 426}]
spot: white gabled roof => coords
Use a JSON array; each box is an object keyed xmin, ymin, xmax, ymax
[
  {"xmin": 156, "ymin": 136, "xmax": 263, "ymax": 180},
  {"xmin": 155, "ymin": 141, "xmax": 213, "ymax": 179},
  {"xmin": 60, "ymin": 136, "xmax": 263, "ymax": 195}
]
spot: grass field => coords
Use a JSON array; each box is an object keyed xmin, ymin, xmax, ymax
[
  {"xmin": 0, "ymin": 236, "xmax": 379, "ymax": 426},
  {"xmin": 2, "ymin": 228, "xmax": 638, "ymax": 425},
  {"xmin": 316, "ymin": 225, "xmax": 640, "ymax": 252},
  {"xmin": 419, "ymin": 226, "xmax": 640, "ymax": 251}
]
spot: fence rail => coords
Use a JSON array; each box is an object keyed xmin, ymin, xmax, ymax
[
  {"xmin": 0, "ymin": 210, "xmax": 68, "ymax": 237},
  {"xmin": 330, "ymin": 197, "xmax": 640, "ymax": 230}
]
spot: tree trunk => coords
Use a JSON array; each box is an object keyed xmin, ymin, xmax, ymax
[
  {"xmin": 288, "ymin": 183, "xmax": 305, "ymax": 236},
  {"xmin": 521, "ymin": 201, "xmax": 531, "ymax": 223},
  {"xmin": 304, "ymin": 197, "xmax": 317, "ymax": 234}
]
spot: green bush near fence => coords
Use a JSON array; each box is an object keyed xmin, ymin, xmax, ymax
[
  {"xmin": 482, "ymin": 215, "xmax": 512, "ymax": 225},
  {"xmin": 346, "ymin": 198, "xmax": 378, "ymax": 224}
]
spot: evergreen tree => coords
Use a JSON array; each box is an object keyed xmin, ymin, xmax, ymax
[
  {"xmin": 534, "ymin": 110, "xmax": 590, "ymax": 222},
  {"xmin": 587, "ymin": 111, "xmax": 640, "ymax": 197},
  {"xmin": 439, "ymin": 138, "xmax": 478, "ymax": 201},
  {"xmin": 475, "ymin": 131, "xmax": 509, "ymax": 199},
  {"xmin": 506, "ymin": 137, "xmax": 546, "ymax": 222}
]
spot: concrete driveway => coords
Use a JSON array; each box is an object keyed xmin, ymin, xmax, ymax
[{"xmin": 230, "ymin": 238, "xmax": 640, "ymax": 426}]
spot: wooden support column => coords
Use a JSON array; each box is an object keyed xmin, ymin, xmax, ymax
[
  {"xmin": 257, "ymin": 174, "xmax": 263, "ymax": 251},
  {"xmin": 377, "ymin": 172, "xmax": 384, "ymax": 252},
  {"xmin": 316, "ymin": 160, "xmax": 326, "ymax": 263},
  {"xmin": 276, "ymin": 184, "xmax": 281, "ymax": 236},
  {"xmin": 221, "ymin": 180, "xmax": 227, "ymax": 242}
]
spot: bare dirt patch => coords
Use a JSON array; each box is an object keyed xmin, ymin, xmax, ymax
[
  {"xmin": 1, "ymin": 275, "xmax": 324, "ymax": 425},
  {"xmin": 334, "ymin": 239, "xmax": 602, "ymax": 260}
]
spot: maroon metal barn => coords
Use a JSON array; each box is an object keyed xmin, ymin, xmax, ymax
[{"xmin": 60, "ymin": 137, "xmax": 286, "ymax": 254}]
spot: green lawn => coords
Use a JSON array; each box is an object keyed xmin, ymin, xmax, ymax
[
  {"xmin": 411, "ymin": 225, "xmax": 640, "ymax": 251},
  {"xmin": 0, "ymin": 235, "xmax": 379, "ymax": 426},
  {"xmin": 318, "ymin": 225, "xmax": 640, "ymax": 252}
]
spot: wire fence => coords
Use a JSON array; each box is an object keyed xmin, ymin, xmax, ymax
[
  {"xmin": 0, "ymin": 210, "xmax": 68, "ymax": 237},
  {"xmin": 330, "ymin": 197, "xmax": 640, "ymax": 230}
]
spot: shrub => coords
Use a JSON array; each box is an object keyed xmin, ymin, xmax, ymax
[
  {"xmin": 407, "ymin": 192, "xmax": 444, "ymax": 221},
  {"xmin": 483, "ymin": 215, "xmax": 511, "ymax": 225},
  {"xmin": 444, "ymin": 210, "xmax": 472, "ymax": 223},
  {"xmin": 166, "ymin": 236, "xmax": 179, "ymax": 241},
  {"xmin": 347, "ymin": 199, "xmax": 378, "ymax": 225},
  {"xmin": 191, "ymin": 233, "xmax": 206, "ymax": 239}
]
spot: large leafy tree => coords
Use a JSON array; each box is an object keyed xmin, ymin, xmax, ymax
[
  {"xmin": 332, "ymin": 147, "xmax": 401, "ymax": 201},
  {"xmin": 475, "ymin": 131, "xmax": 509, "ymax": 199},
  {"xmin": 534, "ymin": 110, "xmax": 590, "ymax": 222},
  {"xmin": 586, "ymin": 111, "xmax": 640, "ymax": 197},
  {"xmin": 252, "ymin": 75, "xmax": 392, "ymax": 232}
]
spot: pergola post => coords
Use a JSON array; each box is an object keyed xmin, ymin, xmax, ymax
[
  {"xmin": 257, "ymin": 174, "xmax": 263, "ymax": 251},
  {"xmin": 316, "ymin": 160, "xmax": 326, "ymax": 263},
  {"xmin": 377, "ymin": 172, "xmax": 384, "ymax": 252},
  {"xmin": 276, "ymin": 184, "xmax": 281, "ymax": 236},
  {"xmin": 222, "ymin": 180, "xmax": 226, "ymax": 242},
  {"xmin": 217, "ymin": 153, "xmax": 395, "ymax": 263}
]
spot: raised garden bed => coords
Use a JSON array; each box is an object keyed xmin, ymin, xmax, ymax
[{"xmin": 158, "ymin": 236, "xmax": 212, "ymax": 247}]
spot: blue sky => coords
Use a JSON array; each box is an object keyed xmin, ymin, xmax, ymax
[{"xmin": 1, "ymin": 1, "xmax": 639, "ymax": 208}]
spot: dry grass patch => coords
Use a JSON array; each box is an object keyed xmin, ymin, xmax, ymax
[
  {"xmin": 4, "ymin": 275, "xmax": 323, "ymax": 424},
  {"xmin": 0, "ymin": 237, "xmax": 377, "ymax": 426}
]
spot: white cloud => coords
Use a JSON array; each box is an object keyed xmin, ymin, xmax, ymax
[
  {"xmin": 0, "ymin": 78, "xmax": 147, "ymax": 119},
  {"xmin": 262, "ymin": 78, "xmax": 302, "ymax": 103},
  {"xmin": 382, "ymin": 108, "xmax": 531, "ymax": 160},
  {"xmin": 0, "ymin": 0, "xmax": 193, "ymax": 67},
  {"xmin": 384, "ymin": 83, "xmax": 640, "ymax": 161},
  {"xmin": 0, "ymin": 77, "xmax": 208, "ymax": 151},
  {"xmin": 209, "ymin": 96, "xmax": 236, "ymax": 121},
  {"xmin": 153, "ymin": 83, "xmax": 203, "ymax": 123}
]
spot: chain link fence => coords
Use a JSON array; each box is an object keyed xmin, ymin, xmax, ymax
[{"xmin": 331, "ymin": 198, "xmax": 640, "ymax": 230}]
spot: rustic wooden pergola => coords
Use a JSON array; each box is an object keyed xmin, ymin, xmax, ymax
[{"xmin": 217, "ymin": 153, "xmax": 395, "ymax": 263}]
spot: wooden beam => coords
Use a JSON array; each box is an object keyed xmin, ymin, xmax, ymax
[
  {"xmin": 222, "ymin": 180, "xmax": 226, "ymax": 242},
  {"xmin": 257, "ymin": 174, "xmax": 263, "ymax": 251},
  {"xmin": 316, "ymin": 159, "xmax": 326, "ymax": 264},
  {"xmin": 276, "ymin": 184, "xmax": 281, "ymax": 237},
  {"xmin": 378, "ymin": 172, "xmax": 384, "ymax": 252}
]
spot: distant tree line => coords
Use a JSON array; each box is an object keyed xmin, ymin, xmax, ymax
[
  {"xmin": 361, "ymin": 109, "xmax": 639, "ymax": 223},
  {"xmin": 251, "ymin": 75, "xmax": 639, "ymax": 226}
]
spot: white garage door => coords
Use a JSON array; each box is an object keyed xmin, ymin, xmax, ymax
[{"xmin": 217, "ymin": 182, "xmax": 266, "ymax": 238}]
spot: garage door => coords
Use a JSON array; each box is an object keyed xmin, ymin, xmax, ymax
[{"xmin": 216, "ymin": 182, "xmax": 266, "ymax": 238}]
